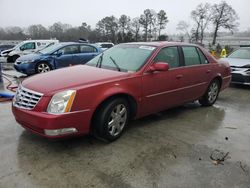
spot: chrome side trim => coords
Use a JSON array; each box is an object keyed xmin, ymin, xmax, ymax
[
  {"xmin": 146, "ymin": 82, "xmax": 207, "ymax": 98},
  {"xmin": 44, "ymin": 109, "xmax": 91, "ymax": 115},
  {"xmin": 222, "ymin": 75, "xmax": 232, "ymax": 80}
]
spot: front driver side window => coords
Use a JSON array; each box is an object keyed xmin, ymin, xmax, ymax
[
  {"xmin": 20, "ymin": 42, "xmax": 35, "ymax": 51},
  {"xmin": 154, "ymin": 47, "xmax": 180, "ymax": 68}
]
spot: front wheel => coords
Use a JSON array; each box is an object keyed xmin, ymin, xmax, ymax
[
  {"xmin": 35, "ymin": 62, "xmax": 51, "ymax": 74},
  {"xmin": 12, "ymin": 55, "xmax": 20, "ymax": 63},
  {"xmin": 92, "ymin": 98, "xmax": 130, "ymax": 142},
  {"xmin": 199, "ymin": 79, "xmax": 220, "ymax": 106}
]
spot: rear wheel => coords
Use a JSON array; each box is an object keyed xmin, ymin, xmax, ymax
[
  {"xmin": 35, "ymin": 62, "xmax": 51, "ymax": 73},
  {"xmin": 199, "ymin": 79, "xmax": 220, "ymax": 106},
  {"xmin": 92, "ymin": 98, "xmax": 129, "ymax": 142}
]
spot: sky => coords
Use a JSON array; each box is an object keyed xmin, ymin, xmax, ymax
[{"xmin": 0, "ymin": 0, "xmax": 249, "ymax": 34}]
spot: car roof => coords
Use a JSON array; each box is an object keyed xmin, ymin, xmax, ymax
[
  {"xmin": 123, "ymin": 41, "xmax": 198, "ymax": 48},
  {"xmin": 22, "ymin": 40, "xmax": 58, "ymax": 42}
]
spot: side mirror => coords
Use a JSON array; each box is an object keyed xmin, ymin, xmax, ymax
[
  {"xmin": 57, "ymin": 51, "xmax": 63, "ymax": 57},
  {"xmin": 148, "ymin": 62, "xmax": 169, "ymax": 72}
]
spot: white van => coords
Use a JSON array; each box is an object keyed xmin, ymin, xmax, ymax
[{"xmin": 5, "ymin": 39, "xmax": 59, "ymax": 63}]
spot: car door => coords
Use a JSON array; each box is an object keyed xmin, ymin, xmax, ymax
[
  {"xmin": 19, "ymin": 42, "xmax": 36, "ymax": 55},
  {"xmin": 177, "ymin": 46, "xmax": 212, "ymax": 103},
  {"xmin": 141, "ymin": 46, "xmax": 186, "ymax": 115},
  {"xmin": 54, "ymin": 45, "xmax": 79, "ymax": 68},
  {"xmin": 73, "ymin": 45, "xmax": 99, "ymax": 64}
]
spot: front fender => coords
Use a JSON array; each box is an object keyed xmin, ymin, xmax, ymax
[{"xmin": 72, "ymin": 77, "xmax": 142, "ymax": 117}]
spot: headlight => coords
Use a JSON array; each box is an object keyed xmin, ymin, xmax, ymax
[
  {"xmin": 47, "ymin": 90, "xmax": 76, "ymax": 114},
  {"xmin": 21, "ymin": 60, "xmax": 35, "ymax": 64}
]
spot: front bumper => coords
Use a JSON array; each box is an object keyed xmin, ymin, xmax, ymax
[
  {"xmin": 14, "ymin": 63, "xmax": 36, "ymax": 75},
  {"xmin": 12, "ymin": 105, "xmax": 92, "ymax": 138},
  {"xmin": 231, "ymin": 72, "xmax": 250, "ymax": 85}
]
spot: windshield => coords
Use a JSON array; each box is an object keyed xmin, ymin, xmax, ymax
[
  {"xmin": 13, "ymin": 41, "xmax": 25, "ymax": 49},
  {"xmin": 39, "ymin": 43, "xmax": 63, "ymax": 54},
  {"xmin": 86, "ymin": 44, "xmax": 156, "ymax": 72},
  {"xmin": 228, "ymin": 48, "xmax": 250, "ymax": 59}
]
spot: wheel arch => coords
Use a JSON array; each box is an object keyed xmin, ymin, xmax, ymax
[
  {"xmin": 212, "ymin": 74, "xmax": 222, "ymax": 89},
  {"xmin": 90, "ymin": 92, "xmax": 138, "ymax": 131},
  {"xmin": 35, "ymin": 60, "xmax": 53, "ymax": 72}
]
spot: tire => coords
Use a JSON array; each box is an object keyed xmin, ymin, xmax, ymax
[
  {"xmin": 92, "ymin": 98, "xmax": 130, "ymax": 142},
  {"xmin": 35, "ymin": 62, "xmax": 51, "ymax": 74},
  {"xmin": 7, "ymin": 56, "xmax": 12, "ymax": 63},
  {"xmin": 199, "ymin": 79, "xmax": 220, "ymax": 106},
  {"xmin": 12, "ymin": 55, "xmax": 20, "ymax": 63}
]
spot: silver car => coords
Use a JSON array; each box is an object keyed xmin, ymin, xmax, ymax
[{"xmin": 222, "ymin": 47, "xmax": 250, "ymax": 85}]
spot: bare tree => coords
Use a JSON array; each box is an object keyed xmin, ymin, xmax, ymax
[
  {"xmin": 49, "ymin": 22, "xmax": 64, "ymax": 39},
  {"xmin": 211, "ymin": 1, "xmax": 239, "ymax": 45},
  {"xmin": 118, "ymin": 15, "xmax": 131, "ymax": 42},
  {"xmin": 157, "ymin": 10, "xmax": 168, "ymax": 37},
  {"xmin": 148, "ymin": 10, "xmax": 157, "ymax": 40},
  {"xmin": 191, "ymin": 3, "xmax": 212, "ymax": 44},
  {"xmin": 96, "ymin": 16, "xmax": 118, "ymax": 43},
  {"xmin": 131, "ymin": 17, "xmax": 141, "ymax": 42},
  {"xmin": 139, "ymin": 9, "xmax": 155, "ymax": 41},
  {"xmin": 28, "ymin": 24, "xmax": 48, "ymax": 39},
  {"xmin": 176, "ymin": 21, "xmax": 191, "ymax": 41},
  {"xmin": 5, "ymin": 26, "xmax": 26, "ymax": 40}
]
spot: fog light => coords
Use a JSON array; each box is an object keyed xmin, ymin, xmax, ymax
[{"xmin": 44, "ymin": 128, "xmax": 78, "ymax": 136}]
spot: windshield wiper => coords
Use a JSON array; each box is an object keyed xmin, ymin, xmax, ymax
[
  {"xmin": 109, "ymin": 56, "xmax": 121, "ymax": 72},
  {"xmin": 96, "ymin": 53, "xmax": 104, "ymax": 68}
]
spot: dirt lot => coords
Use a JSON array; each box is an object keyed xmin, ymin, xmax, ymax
[{"xmin": 0, "ymin": 70, "xmax": 250, "ymax": 188}]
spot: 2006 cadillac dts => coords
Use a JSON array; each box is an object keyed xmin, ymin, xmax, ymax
[{"xmin": 12, "ymin": 42, "xmax": 231, "ymax": 142}]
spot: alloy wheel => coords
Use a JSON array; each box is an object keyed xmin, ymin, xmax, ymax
[
  {"xmin": 108, "ymin": 104, "xmax": 127, "ymax": 137},
  {"xmin": 37, "ymin": 63, "xmax": 50, "ymax": 73},
  {"xmin": 208, "ymin": 82, "xmax": 219, "ymax": 103}
]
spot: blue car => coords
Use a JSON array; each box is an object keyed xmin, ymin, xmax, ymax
[{"xmin": 14, "ymin": 42, "xmax": 102, "ymax": 75}]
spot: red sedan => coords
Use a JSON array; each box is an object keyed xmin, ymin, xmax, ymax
[{"xmin": 12, "ymin": 42, "xmax": 231, "ymax": 141}]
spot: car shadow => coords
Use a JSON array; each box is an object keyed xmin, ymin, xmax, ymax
[{"xmin": 230, "ymin": 83, "xmax": 250, "ymax": 90}]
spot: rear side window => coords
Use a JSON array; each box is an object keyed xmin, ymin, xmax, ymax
[
  {"xmin": 182, "ymin": 47, "xmax": 201, "ymax": 66},
  {"xmin": 154, "ymin": 47, "xmax": 180, "ymax": 68},
  {"xmin": 59, "ymin": 45, "xmax": 79, "ymax": 55},
  {"xmin": 197, "ymin": 48, "xmax": 208, "ymax": 64},
  {"xmin": 80, "ymin": 45, "xmax": 97, "ymax": 53}
]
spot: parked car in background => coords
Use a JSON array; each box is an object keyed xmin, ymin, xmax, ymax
[
  {"xmin": 95, "ymin": 42, "xmax": 114, "ymax": 51},
  {"xmin": 221, "ymin": 47, "xmax": 250, "ymax": 85},
  {"xmin": 5, "ymin": 39, "xmax": 59, "ymax": 63},
  {"xmin": 0, "ymin": 44, "xmax": 15, "ymax": 56},
  {"xmin": 14, "ymin": 42, "xmax": 102, "ymax": 75},
  {"xmin": 12, "ymin": 42, "xmax": 231, "ymax": 142}
]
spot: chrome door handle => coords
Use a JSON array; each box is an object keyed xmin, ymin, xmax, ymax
[{"xmin": 176, "ymin": 74, "xmax": 183, "ymax": 79}]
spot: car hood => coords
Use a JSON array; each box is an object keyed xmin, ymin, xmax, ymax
[
  {"xmin": 1, "ymin": 48, "xmax": 13, "ymax": 54},
  {"xmin": 22, "ymin": 65, "xmax": 131, "ymax": 96},
  {"xmin": 221, "ymin": 57, "xmax": 250, "ymax": 67},
  {"xmin": 17, "ymin": 53, "xmax": 46, "ymax": 61}
]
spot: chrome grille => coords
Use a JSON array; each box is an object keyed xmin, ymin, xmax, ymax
[{"xmin": 13, "ymin": 85, "xmax": 43, "ymax": 110}]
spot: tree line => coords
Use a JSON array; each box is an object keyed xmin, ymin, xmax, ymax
[
  {"xmin": 0, "ymin": 9, "xmax": 168, "ymax": 43},
  {"xmin": 0, "ymin": 1, "xmax": 240, "ymax": 45},
  {"xmin": 177, "ymin": 1, "xmax": 239, "ymax": 45}
]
